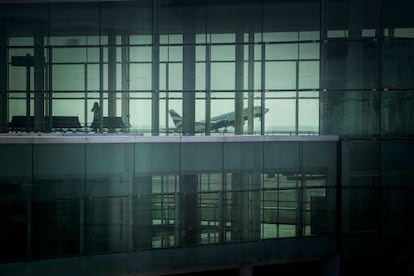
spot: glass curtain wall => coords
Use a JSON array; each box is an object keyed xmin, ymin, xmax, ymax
[
  {"xmin": 0, "ymin": 138, "xmax": 337, "ymax": 261},
  {"xmin": 320, "ymin": 0, "xmax": 414, "ymax": 137},
  {"xmin": 48, "ymin": 2, "xmax": 101, "ymax": 132},
  {"xmin": 1, "ymin": 0, "xmax": 321, "ymax": 135},
  {"xmin": 2, "ymin": 0, "xmax": 414, "ymax": 136}
]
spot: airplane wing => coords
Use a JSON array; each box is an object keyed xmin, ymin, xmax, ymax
[{"xmin": 211, "ymin": 119, "xmax": 232, "ymax": 131}]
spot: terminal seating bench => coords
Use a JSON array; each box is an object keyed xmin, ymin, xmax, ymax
[
  {"xmin": 8, "ymin": 116, "xmax": 33, "ymax": 131},
  {"xmin": 8, "ymin": 116, "xmax": 81, "ymax": 131},
  {"xmin": 91, "ymin": 117, "xmax": 128, "ymax": 132},
  {"xmin": 8, "ymin": 116, "xmax": 128, "ymax": 132}
]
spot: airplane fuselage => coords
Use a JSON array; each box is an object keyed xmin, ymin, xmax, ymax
[{"xmin": 169, "ymin": 106, "xmax": 269, "ymax": 132}]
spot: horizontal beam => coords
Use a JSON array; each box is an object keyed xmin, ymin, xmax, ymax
[{"xmin": 0, "ymin": 134, "xmax": 339, "ymax": 144}]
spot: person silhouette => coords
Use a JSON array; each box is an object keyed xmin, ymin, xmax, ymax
[{"xmin": 91, "ymin": 102, "xmax": 101, "ymax": 132}]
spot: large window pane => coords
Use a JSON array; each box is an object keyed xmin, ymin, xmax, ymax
[
  {"xmin": 266, "ymin": 44, "xmax": 298, "ymax": 60},
  {"xmin": 265, "ymin": 62, "xmax": 296, "ymax": 90},
  {"xmin": 52, "ymin": 65, "xmax": 84, "ymax": 91},
  {"xmin": 299, "ymin": 98, "xmax": 319, "ymax": 133},
  {"xmin": 266, "ymin": 93, "xmax": 296, "ymax": 134},
  {"xmin": 211, "ymin": 63, "xmax": 235, "ymax": 90},
  {"xmin": 299, "ymin": 61, "xmax": 319, "ymax": 89}
]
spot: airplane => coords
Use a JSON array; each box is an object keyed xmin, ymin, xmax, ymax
[{"xmin": 168, "ymin": 106, "xmax": 269, "ymax": 133}]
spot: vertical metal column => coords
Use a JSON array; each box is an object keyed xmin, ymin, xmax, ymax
[
  {"xmin": 205, "ymin": 40, "xmax": 211, "ymax": 135},
  {"xmin": 295, "ymin": 58, "xmax": 299, "ymax": 134},
  {"xmin": 378, "ymin": 0, "xmax": 383, "ymax": 138},
  {"xmin": 180, "ymin": 174, "xmax": 199, "ymax": 246},
  {"xmin": 175, "ymin": 191, "xmax": 180, "ymax": 246},
  {"xmin": 296, "ymin": 142, "xmax": 304, "ymax": 237},
  {"xmin": 34, "ymin": 28, "xmax": 45, "ymax": 132},
  {"xmin": 0, "ymin": 19, "xmax": 7, "ymax": 133},
  {"xmin": 181, "ymin": 24, "xmax": 199, "ymax": 245},
  {"xmin": 260, "ymin": 43, "xmax": 266, "ymax": 135},
  {"xmin": 319, "ymin": 0, "xmax": 327, "ymax": 135},
  {"xmin": 121, "ymin": 34, "xmax": 130, "ymax": 130},
  {"xmin": 47, "ymin": 48, "xmax": 53, "ymax": 132},
  {"xmin": 231, "ymin": 172, "xmax": 248, "ymax": 241},
  {"xmin": 152, "ymin": 0, "xmax": 160, "ymax": 136},
  {"xmin": 108, "ymin": 32, "xmax": 117, "ymax": 120},
  {"xmin": 183, "ymin": 32, "xmax": 196, "ymax": 135},
  {"xmin": 251, "ymin": 167, "xmax": 262, "ymax": 240},
  {"xmin": 99, "ymin": 46, "xmax": 104, "ymax": 132},
  {"xmin": 247, "ymin": 32, "xmax": 255, "ymax": 134},
  {"xmin": 26, "ymin": 55, "xmax": 31, "ymax": 132},
  {"xmin": 84, "ymin": 63, "xmax": 88, "ymax": 131},
  {"xmin": 165, "ymin": 40, "xmax": 169, "ymax": 134},
  {"xmin": 235, "ymin": 31, "xmax": 244, "ymax": 135},
  {"xmin": 218, "ymin": 176, "xmax": 225, "ymax": 242}
]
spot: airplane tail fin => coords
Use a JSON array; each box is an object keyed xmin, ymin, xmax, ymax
[{"xmin": 169, "ymin": 109, "xmax": 183, "ymax": 129}]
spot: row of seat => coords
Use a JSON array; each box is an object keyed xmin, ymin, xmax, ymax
[{"xmin": 8, "ymin": 116, "xmax": 128, "ymax": 132}]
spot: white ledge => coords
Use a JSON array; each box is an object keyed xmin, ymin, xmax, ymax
[{"xmin": 0, "ymin": 134, "xmax": 339, "ymax": 144}]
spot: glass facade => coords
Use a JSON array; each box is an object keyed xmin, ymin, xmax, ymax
[
  {"xmin": 1, "ymin": 0, "xmax": 414, "ymax": 275},
  {"xmin": 1, "ymin": 1, "xmax": 413, "ymax": 137},
  {"xmin": 0, "ymin": 0, "xmax": 322, "ymax": 135},
  {"xmin": 0, "ymin": 136, "xmax": 337, "ymax": 262}
]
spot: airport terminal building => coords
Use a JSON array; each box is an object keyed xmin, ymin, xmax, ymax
[{"xmin": 0, "ymin": 0, "xmax": 413, "ymax": 275}]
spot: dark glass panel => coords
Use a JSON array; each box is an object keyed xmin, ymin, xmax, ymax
[
  {"xmin": 263, "ymin": 0, "xmax": 320, "ymax": 38},
  {"xmin": 381, "ymin": 91, "xmax": 414, "ymax": 137},
  {"xmin": 383, "ymin": 0, "xmax": 414, "ymax": 33},
  {"xmin": 320, "ymin": 90, "xmax": 379, "ymax": 137},
  {"xmin": 101, "ymin": 0, "xmax": 152, "ymax": 37},
  {"xmin": 49, "ymin": 2, "xmax": 99, "ymax": 40},
  {"xmin": 32, "ymin": 144, "xmax": 85, "ymax": 198},
  {"xmin": 86, "ymin": 143, "xmax": 133, "ymax": 196},
  {"xmin": 0, "ymin": 200, "xmax": 27, "ymax": 261},
  {"xmin": 322, "ymin": 0, "xmax": 380, "ymax": 39},
  {"xmin": 32, "ymin": 199, "xmax": 80, "ymax": 258},
  {"xmin": 321, "ymin": 41, "xmax": 380, "ymax": 90},
  {"xmin": 382, "ymin": 40, "xmax": 414, "ymax": 89}
]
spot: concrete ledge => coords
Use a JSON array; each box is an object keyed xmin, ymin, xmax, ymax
[{"xmin": 0, "ymin": 134, "xmax": 339, "ymax": 144}]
